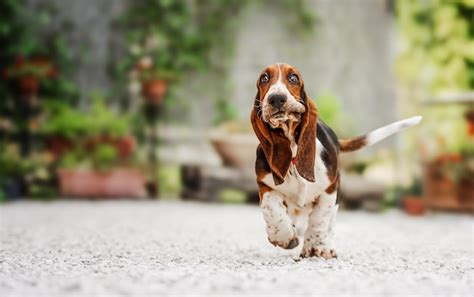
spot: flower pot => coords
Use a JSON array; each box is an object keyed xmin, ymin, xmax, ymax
[
  {"xmin": 141, "ymin": 79, "xmax": 168, "ymax": 105},
  {"xmin": 6, "ymin": 55, "xmax": 57, "ymax": 99},
  {"xmin": 402, "ymin": 196, "xmax": 425, "ymax": 216},
  {"xmin": 46, "ymin": 136, "xmax": 73, "ymax": 159},
  {"xmin": 465, "ymin": 109, "xmax": 474, "ymax": 136},
  {"xmin": 114, "ymin": 136, "xmax": 136, "ymax": 159},
  {"xmin": 210, "ymin": 132, "xmax": 258, "ymax": 168},
  {"xmin": 423, "ymin": 159, "xmax": 474, "ymax": 211},
  {"xmin": 57, "ymin": 168, "xmax": 146, "ymax": 198},
  {"xmin": 458, "ymin": 179, "xmax": 474, "ymax": 204}
]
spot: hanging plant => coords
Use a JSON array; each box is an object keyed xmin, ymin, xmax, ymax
[{"xmin": 116, "ymin": 0, "xmax": 316, "ymax": 121}]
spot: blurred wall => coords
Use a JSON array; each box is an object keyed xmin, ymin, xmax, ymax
[
  {"xmin": 230, "ymin": 0, "xmax": 397, "ymax": 136},
  {"xmin": 26, "ymin": 0, "xmax": 126, "ymax": 96},
  {"xmin": 25, "ymin": 0, "xmax": 397, "ymax": 136}
]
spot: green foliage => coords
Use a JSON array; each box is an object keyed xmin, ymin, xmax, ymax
[
  {"xmin": 87, "ymin": 93, "xmax": 130, "ymax": 137},
  {"xmin": 157, "ymin": 165, "xmax": 182, "ymax": 197},
  {"xmin": 58, "ymin": 143, "xmax": 124, "ymax": 172},
  {"xmin": 58, "ymin": 150, "xmax": 83, "ymax": 169},
  {"xmin": 219, "ymin": 189, "xmax": 247, "ymax": 204},
  {"xmin": 137, "ymin": 68, "xmax": 177, "ymax": 82},
  {"xmin": 116, "ymin": 0, "xmax": 207, "ymax": 80},
  {"xmin": 213, "ymin": 95, "xmax": 239, "ymax": 125},
  {"xmin": 315, "ymin": 91, "xmax": 352, "ymax": 134},
  {"xmin": 59, "ymin": 146, "xmax": 118, "ymax": 171},
  {"xmin": 0, "ymin": 0, "xmax": 31, "ymax": 67},
  {"xmin": 0, "ymin": 0, "xmax": 78, "ymax": 167},
  {"xmin": 5, "ymin": 62, "xmax": 51, "ymax": 80},
  {"xmin": 396, "ymin": 0, "xmax": 474, "ymax": 161},
  {"xmin": 0, "ymin": 148, "xmax": 35, "ymax": 177},
  {"xmin": 0, "ymin": 189, "xmax": 5, "ymax": 202},
  {"xmin": 0, "ymin": 0, "xmax": 78, "ymax": 102},
  {"xmin": 117, "ymin": 0, "xmax": 316, "ymax": 123},
  {"xmin": 92, "ymin": 144, "xmax": 119, "ymax": 172},
  {"xmin": 41, "ymin": 92, "xmax": 131, "ymax": 139},
  {"xmin": 396, "ymin": 0, "xmax": 474, "ymax": 94},
  {"xmin": 0, "ymin": 144, "xmax": 57, "ymax": 199},
  {"xmin": 40, "ymin": 102, "xmax": 89, "ymax": 139},
  {"xmin": 384, "ymin": 178, "xmax": 423, "ymax": 208}
]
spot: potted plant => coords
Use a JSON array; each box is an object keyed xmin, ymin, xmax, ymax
[
  {"xmin": 137, "ymin": 66, "xmax": 175, "ymax": 105},
  {"xmin": 0, "ymin": 146, "xmax": 35, "ymax": 199},
  {"xmin": 210, "ymin": 121, "xmax": 258, "ymax": 168},
  {"xmin": 424, "ymin": 145, "xmax": 474, "ymax": 211},
  {"xmin": 400, "ymin": 179, "xmax": 425, "ymax": 216},
  {"xmin": 3, "ymin": 55, "xmax": 57, "ymax": 98},
  {"xmin": 57, "ymin": 144, "xmax": 146, "ymax": 198},
  {"xmin": 41, "ymin": 97, "xmax": 136, "ymax": 160},
  {"xmin": 40, "ymin": 102, "xmax": 85, "ymax": 158}
]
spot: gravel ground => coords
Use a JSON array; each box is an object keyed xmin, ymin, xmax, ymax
[{"xmin": 0, "ymin": 200, "xmax": 473, "ymax": 296}]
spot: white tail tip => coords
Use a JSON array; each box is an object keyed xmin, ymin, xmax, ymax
[
  {"xmin": 366, "ymin": 115, "xmax": 423, "ymax": 146},
  {"xmin": 406, "ymin": 115, "xmax": 423, "ymax": 126}
]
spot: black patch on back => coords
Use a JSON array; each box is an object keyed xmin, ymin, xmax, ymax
[
  {"xmin": 317, "ymin": 120, "xmax": 339, "ymax": 152},
  {"xmin": 317, "ymin": 120, "xmax": 341, "ymax": 203}
]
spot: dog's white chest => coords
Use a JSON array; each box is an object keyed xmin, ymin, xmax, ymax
[{"xmin": 262, "ymin": 140, "xmax": 331, "ymax": 207}]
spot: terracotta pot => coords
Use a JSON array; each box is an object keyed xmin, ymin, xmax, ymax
[
  {"xmin": 423, "ymin": 161, "xmax": 474, "ymax": 211},
  {"xmin": 458, "ymin": 179, "xmax": 474, "ymax": 203},
  {"xmin": 402, "ymin": 196, "xmax": 426, "ymax": 216},
  {"xmin": 8, "ymin": 55, "xmax": 57, "ymax": 98},
  {"xmin": 47, "ymin": 136, "xmax": 73, "ymax": 159},
  {"xmin": 114, "ymin": 136, "xmax": 136, "ymax": 159},
  {"xmin": 141, "ymin": 79, "xmax": 168, "ymax": 105},
  {"xmin": 465, "ymin": 109, "xmax": 474, "ymax": 137},
  {"xmin": 210, "ymin": 132, "xmax": 258, "ymax": 168},
  {"xmin": 57, "ymin": 168, "xmax": 146, "ymax": 198}
]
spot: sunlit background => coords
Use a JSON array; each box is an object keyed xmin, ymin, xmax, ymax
[
  {"xmin": 0, "ymin": 0, "xmax": 473, "ymax": 295},
  {"xmin": 1, "ymin": 0, "xmax": 472, "ymax": 212}
]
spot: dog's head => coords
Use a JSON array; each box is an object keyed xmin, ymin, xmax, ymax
[{"xmin": 251, "ymin": 63, "xmax": 318, "ymax": 185}]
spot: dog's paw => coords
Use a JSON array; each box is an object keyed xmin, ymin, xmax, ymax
[
  {"xmin": 268, "ymin": 236, "xmax": 299, "ymax": 250},
  {"xmin": 266, "ymin": 223, "xmax": 299, "ymax": 250},
  {"xmin": 300, "ymin": 243, "xmax": 337, "ymax": 259},
  {"xmin": 267, "ymin": 227, "xmax": 299, "ymax": 250}
]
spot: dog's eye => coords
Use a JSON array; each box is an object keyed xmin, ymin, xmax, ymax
[
  {"xmin": 288, "ymin": 74, "xmax": 299, "ymax": 84},
  {"xmin": 260, "ymin": 73, "xmax": 269, "ymax": 84}
]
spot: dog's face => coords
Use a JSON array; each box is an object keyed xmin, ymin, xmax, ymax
[
  {"xmin": 251, "ymin": 63, "xmax": 318, "ymax": 184},
  {"xmin": 255, "ymin": 63, "xmax": 306, "ymax": 129}
]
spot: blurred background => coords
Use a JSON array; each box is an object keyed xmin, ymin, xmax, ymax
[{"xmin": 0, "ymin": 0, "xmax": 473, "ymax": 214}]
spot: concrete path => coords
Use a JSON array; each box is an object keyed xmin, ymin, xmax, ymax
[{"xmin": 0, "ymin": 201, "xmax": 473, "ymax": 296}]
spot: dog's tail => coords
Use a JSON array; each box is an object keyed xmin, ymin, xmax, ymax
[{"xmin": 338, "ymin": 116, "xmax": 422, "ymax": 153}]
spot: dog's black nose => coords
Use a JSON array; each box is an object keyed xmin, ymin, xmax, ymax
[{"xmin": 268, "ymin": 94, "xmax": 287, "ymax": 109}]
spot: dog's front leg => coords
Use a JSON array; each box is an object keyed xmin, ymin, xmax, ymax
[
  {"xmin": 300, "ymin": 192, "xmax": 338, "ymax": 259},
  {"xmin": 260, "ymin": 190, "xmax": 299, "ymax": 249}
]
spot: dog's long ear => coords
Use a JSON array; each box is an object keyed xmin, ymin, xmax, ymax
[
  {"xmin": 251, "ymin": 93, "xmax": 292, "ymax": 185},
  {"xmin": 295, "ymin": 85, "xmax": 317, "ymax": 182}
]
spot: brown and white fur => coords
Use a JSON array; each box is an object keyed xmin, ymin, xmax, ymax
[{"xmin": 251, "ymin": 63, "xmax": 421, "ymax": 259}]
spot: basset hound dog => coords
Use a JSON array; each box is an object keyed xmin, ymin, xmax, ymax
[{"xmin": 251, "ymin": 63, "xmax": 421, "ymax": 259}]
